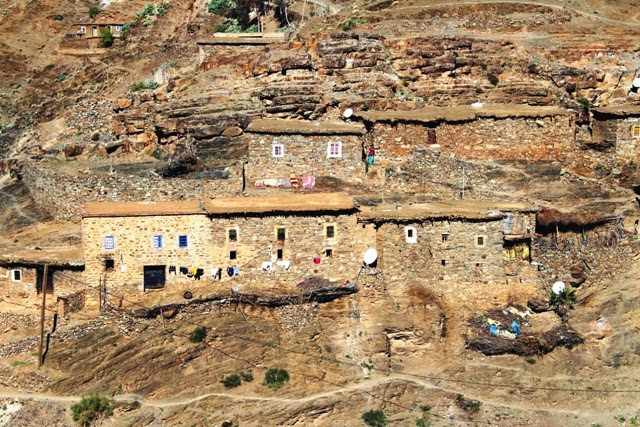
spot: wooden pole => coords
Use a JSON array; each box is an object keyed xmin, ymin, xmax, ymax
[{"xmin": 37, "ymin": 264, "xmax": 48, "ymax": 368}]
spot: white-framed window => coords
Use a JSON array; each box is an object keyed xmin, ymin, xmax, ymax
[
  {"xmin": 79, "ymin": 26, "xmax": 86, "ymax": 34},
  {"xmin": 276, "ymin": 227, "xmax": 286, "ymax": 241},
  {"xmin": 325, "ymin": 224, "xmax": 336, "ymax": 239},
  {"xmin": 405, "ymin": 226, "xmax": 417, "ymax": 244},
  {"xmin": 475, "ymin": 235, "xmax": 486, "ymax": 247},
  {"xmin": 632, "ymin": 125, "xmax": 640, "ymax": 138},
  {"xmin": 272, "ymin": 144, "xmax": 284, "ymax": 157},
  {"xmin": 11, "ymin": 269, "xmax": 22, "ymax": 282},
  {"xmin": 152, "ymin": 235, "xmax": 163, "ymax": 249},
  {"xmin": 327, "ymin": 141, "xmax": 342, "ymax": 158},
  {"xmin": 104, "ymin": 235, "xmax": 115, "ymax": 250},
  {"xmin": 115, "ymin": 25, "xmax": 121, "ymax": 31},
  {"xmin": 178, "ymin": 235, "xmax": 188, "ymax": 248}
]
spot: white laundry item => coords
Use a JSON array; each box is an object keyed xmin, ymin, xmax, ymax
[
  {"xmin": 276, "ymin": 260, "xmax": 291, "ymax": 270},
  {"xmin": 261, "ymin": 261, "xmax": 273, "ymax": 271},
  {"xmin": 263, "ymin": 178, "xmax": 279, "ymax": 187}
]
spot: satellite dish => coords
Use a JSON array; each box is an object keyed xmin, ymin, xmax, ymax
[
  {"xmin": 343, "ymin": 108, "xmax": 353, "ymax": 118},
  {"xmin": 633, "ymin": 78, "xmax": 640, "ymax": 88},
  {"xmin": 552, "ymin": 281, "xmax": 565, "ymax": 295},
  {"xmin": 471, "ymin": 102, "xmax": 484, "ymax": 108},
  {"xmin": 363, "ymin": 248, "xmax": 378, "ymax": 265}
]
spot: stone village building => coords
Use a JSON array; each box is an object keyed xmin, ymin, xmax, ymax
[
  {"xmin": 0, "ymin": 247, "xmax": 85, "ymax": 315},
  {"xmin": 590, "ymin": 105, "xmax": 640, "ymax": 158},
  {"xmin": 80, "ymin": 193, "xmax": 536, "ymax": 308},
  {"xmin": 243, "ymin": 119, "xmax": 367, "ymax": 186}
]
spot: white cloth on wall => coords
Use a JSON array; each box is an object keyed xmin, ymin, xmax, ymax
[
  {"xmin": 276, "ymin": 260, "xmax": 291, "ymax": 270},
  {"xmin": 261, "ymin": 261, "xmax": 273, "ymax": 271}
]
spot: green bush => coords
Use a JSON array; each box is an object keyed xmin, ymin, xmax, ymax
[
  {"xmin": 340, "ymin": 17, "xmax": 367, "ymax": 31},
  {"xmin": 100, "ymin": 28, "xmax": 114, "ymax": 48},
  {"xmin": 88, "ymin": 6, "xmax": 101, "ymax": 18},
  {"xmin": 221, "ymin": 373, "xmax": 242, "ymax": 388},
  {"xmin": 53, "ymin": 14, "xmax": 64, "ymax": 21},
  {"xmin": 71, "ymin": 394, "xmax": 113, "ymax": 427},
  {"xmin": 44, "ymin": 64, "xmax": 55, "ymax": 71},
  {"xmin": 157, "ymin": 1, "xmax": 169, "ymax": 15},
  {"xmin": 206, "ymin": 0, "xmax": 238, "ymax": 15},
  {"xmin": 121, "ymin": 22, "xmax": 133, "ymax": 34},
  {"xmin": 487, "ymin": 73, "xmax": 499, "ymax": 86},
  {"xmin": 577, "ymin": 97, "xmax": 590, "ymax": 107},
  {"xmin": 550, "ymin": 287, "xmax": 576, "ymax": 308},
  {"xmin": 130, "ymin": 79, "xmax": 158, "ymax": 92},
  {"xmin": 144, "ymin": 3, "xmax": 157, "ymax": 15},
  {"xmin": 362, "ymin": 409, "xmax": 387, "ymax": 426},
  {"xmin": 240, "ymin": 371, "xmax": 254, "ymax": 382},
  {"xmin": 263, "ymin": 368, "xmax": 289, "ymax": 390},
  {"xmin": 189, "ymin": 326, "xmax": 207, "ymax": 343}
]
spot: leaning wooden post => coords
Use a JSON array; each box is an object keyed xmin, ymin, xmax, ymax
[{"xmin": 37, "ymin": 264, "xmax": 49, "ymax": 368}]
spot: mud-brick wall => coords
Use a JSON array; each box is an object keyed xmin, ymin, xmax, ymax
[
  {"xmin": 245, "ymin": 134, "xmax": 364, "ymax": 184},
  {"xmin": 22, "ymin": 163, "xmax": 242, "ymax": 221},
  {"xmin": 377, "ymin": 219, "xmax": 506, "ymax": 289},
  {"xmin": 207, "ymin": 213, "xmax": 372, "ymax": 285},
  {"xmin": 370, "ymin": 115, "xmax": 575, "ymax": 164},
  {"xmin": 82, "ymin": 214, "xmax": 215, "ymax": 294},
  {"xmin": 592, "ymin": 117, "xmax": 640, "ymax": 158}
]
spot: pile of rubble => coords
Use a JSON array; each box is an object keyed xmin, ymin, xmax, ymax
[{"xmin": 275, "ymin": 303, "xmax": 319, "ymax": 336}]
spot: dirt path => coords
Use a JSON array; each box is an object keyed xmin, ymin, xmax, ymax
[
  {"xmin": 0, "ymin": 373, "xmax": 633, "ymax": 418},
  {"xmin": 369, "ymin": 0, "xmax": 640, "ymax": 28}
]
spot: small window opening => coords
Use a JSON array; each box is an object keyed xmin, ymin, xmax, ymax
[
  {"xmin": 153, "ymin": 235, "xmax": 163, "ymax": 249},
  {"xmin": 229, "ymin": 250, "xmax": 237, "ymax": 260},
  {"xmin": 178, "ymin": 235, "xmax": 188, "ymax": 248},
  {"xmin": 405, "ymin": 226, "xmax": 417, "ymax": 243},
  {"xmin": 228, "ymin": 229, "xmax": 238, "ymax": 242},
  {"xmin": 476, "ymin": 262, "xmax": 482, "ymax": 268},
  {"xmin": 104, "ymin": 235, "xmax": 115, "ymax": 250},
  {"xmin": 325, "ymin": 249, "xmax": 333, "ymax": 257},
  {"xmin": 105, "ymin": 259, "xmax": 115, "ymax": 270},
  {"xmin": 633, "ymin": 125, "xmax": 640, "ymax": 138},
  {"xmin": 407, "ymin": 229, "xmax": 414, "ymax": 238},
  {"xmin": 441, "ymin": 234, "xmax": 448, "ymax": 242},
  {"xmin": 441, "ymin": 259, "xmax": 446, "ymax": 266},
  {"xmin": 12, "ymin": 269, "xmax": 22, "ymax": 282},
  {"xmin": 326, "ymin": 225, "xmax": 335, "ymax": 239},
  {"xmin": 277, "ymin": 228, "xmax": 286, "ymax": 241},
  {"xmin": 476, "ymin": 236, "xmax": 485, "ymax": 247},
  {"xmin": 277, "ymin": 249, "xmax": 283, "ymax": 260}
]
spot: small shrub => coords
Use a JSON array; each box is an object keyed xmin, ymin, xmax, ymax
[
  {"xmin": 221, "ymin": 373, "xmax": 242, "ymax": 388},
  {"xmin": 263, "ymin": 368, "xmax": 290, "ymax": 390},
  {"xmin": 53, "ymin": 14, "xmax": 64, "ymax": 21},
  {"xmin": 44, "ymin": 64, "xmax": 55, "ymax": 71},
  {"xmin": 189, "ymin": 326, "xmax": 207, "ymax": 343},
  {"xmin": 56, "ymin": 72, "xmax": 70, "ymax": 82},
  {"xmin": 456, "ymin": 394, "xmax": 482, "ymax": 415},
  {"xmin": 206, "ymin": 0, "xmax": 238, "ymax": 15},
  {"xmin": 144, "ymin": 3, "xmax": 157, "ymax": 16},
  {"xmin": 71, "ymin": 394, "xmax": 113, "ymax": 427},
  {"xmin": 90, "ymin": 131, "xmax": 100, "ymax": 141},
  {"xmin": 340, "ymin": 17, "xmax": 367, "ymax": 31},
  {"xmin": 362, "ymin": 409, "xmax": 387, "ymax": 427},
  {"xmin": 157, "ymin": 1, "xmax": 169, "ymax": 15},
  {"xmin": 121, "ymin": 22, "xmax": 133, "ymax": 34},
  {"xmin": 577, "ymin": 97, "xmax": 590, "ymax": 107},
  {"xmin": 88, "ymin": 5, "xmax": 101, "ymax": 18},
  {"xmin": 525, "ymin": 358, "xmax": 536, "ymax": 364},
  {"xmin": 129, "ymin": 79, "xmax": 158, "ymax": 92},
  {"xmin": 142, "ymin": 15, "xmax": 153, "ymax": 26},
  {"xmin": 550, "ymin": 287, "xmax": 576, "ymax": 308},
  {"xmin": 240, "ymin": 371, "xmax": 254, "ymax": 382},
  {"xmin": 487, "ymin": 73, "xmax": 499, "ymax": 86},
  {"xmin": 100, "ymin": 28, "xmax": 114, "ymax": 48}
]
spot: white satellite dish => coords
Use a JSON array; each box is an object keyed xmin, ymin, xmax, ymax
[
  {"xmin": 633, "ymin": 78, "xmax": 640, "ymax": 88},
  {"xmin": 552, "ymin": 281, "xmax": 565, "ymax": 295},
  {"xmin": 471, "ymin": 102, "xmax": 484, "ymax": 108},
  {"xmin": 343, "ymin": 108, "xmax": 353, "ymax": 118},
  {"xmin": 363, "ymin": 248, "xmax": 378, "ymax": 265}
]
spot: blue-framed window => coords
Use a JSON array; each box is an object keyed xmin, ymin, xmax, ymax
[
  {"xmin": 104, "ymin": 235, "xmax": 115, "ymax": 250},
  {"xmin": 178, "ymin": 235, "xmax": 188, "ymax": 248},
  {"xmin": 153, "ymin": 235, "xmax": 163, "ymax": 249}
]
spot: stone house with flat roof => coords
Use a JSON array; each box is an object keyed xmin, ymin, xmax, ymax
[
  {"xmin": 244, "ymin": 119, "xmax": 367, "ymax": 186},
  {"xmin": 354, "ymin": 104, "xmax": 575, "ymax": 164},
  {"xmin": 590, "ymin": 105, "xmax": 640, "ymax": 157},
  {"xmin": 0, "ymin": 247, "xmax": 85, "ymax": 315},
  {"xmin": 358, "ymin": 200, "xmax": 537, "ymax": 305},
  {"xmin": 81, "ymin": 193, "xmax": 367, "ymax": 306}
]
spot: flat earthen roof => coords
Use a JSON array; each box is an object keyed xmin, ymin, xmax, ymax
[
  {"xmin": 592, "ymin": 105, "xmax": 640, "ymax": 116},
  {"xmin": 0, "ymin": 246, "xmax": 84, "ymax": 267},
  {"xmin": 204, "ymin": 192, "xmax": 355, "ymax": 214},
  {"xmin": 247, "ymin": 119, "xmax": 366, "ymax": 135},
  {"xmin": 82, "ymin": 200, "xmax": 204, "ymax": 218},
  {"xmin": 358, "ymin": 200, "xmax": 534, "ymax": 222},
  {"xmin": 354, "ymin": 104, "xmax": 570, "ymax": 124}
]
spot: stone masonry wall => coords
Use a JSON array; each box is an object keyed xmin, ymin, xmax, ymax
[
  {"xmin": 82, "ymin": 214, "xmax": 215, "ymax": 296},
  {"xmin": 592, "ymin": 117, "xmax": 640, "ymax": 158},
  {"xmin": 22, "ymin": 163, "xmax": 242, "ymax": 221},
  {"xmin": 370, "ymin": 115, "xmax": 575, "ymax": 164},
  {"xmin": 82, "ymin": 211, "xmax": 372, "ymax": 306},
  {"xmin": 245, "ymin": 134, "xmax": 364, "ymax": 184}
]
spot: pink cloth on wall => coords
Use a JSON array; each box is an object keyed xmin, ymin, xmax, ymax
[
  {"xmin": 302, "ymin": 176, "xmax": 316, "ymax": 190},
  {"xmin": 313, "ymin": 257, "xmax": 321, "ymax": 265}
]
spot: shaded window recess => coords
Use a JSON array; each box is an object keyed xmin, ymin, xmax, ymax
[
  {"xmin": 441, "ymin": 233, "xmax": 449, "ymax": 242},
  {"xmin": 325, "ymin": 249, "xmax": 333, "ymax": 258},
  {"xmin": 178, "ymin": 235, "xmax": 188, "ymax": 248},
  {"xmin": 228, "ymin": 229, "xmax": 238, "ymax": 242},
  {"xmin": 277, "ymin": 228, "xmax": 286, "ymax": 241},
  {"xmin": 105, "ymin": 259, "xmax": 115, "ymax": 271},
  {"xmin": 277, "ymin": 249, "xmax": 283, "ymax": 260},
  {"xmin": 229, "ymin": 250, "xmax": 237, "ymax": 260},
  {"xmin": 326, "ymin": 225, "xmax": 335, "ymax": 239}
]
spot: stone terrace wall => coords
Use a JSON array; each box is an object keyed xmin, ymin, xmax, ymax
[
  {"xmin": 592, "ymin": 117, "xmax": 640, "ymax": 158},
  {"xmin": 22, "ymin": 163, "xmax": 242, "ymax": 221},
  {"xmin": 245, "ymin": 134, "xmax": 365, "ymax": 184},
  {"xmin": 370, "ymin": 115, "xmax": 575, "ymax": 163}
]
